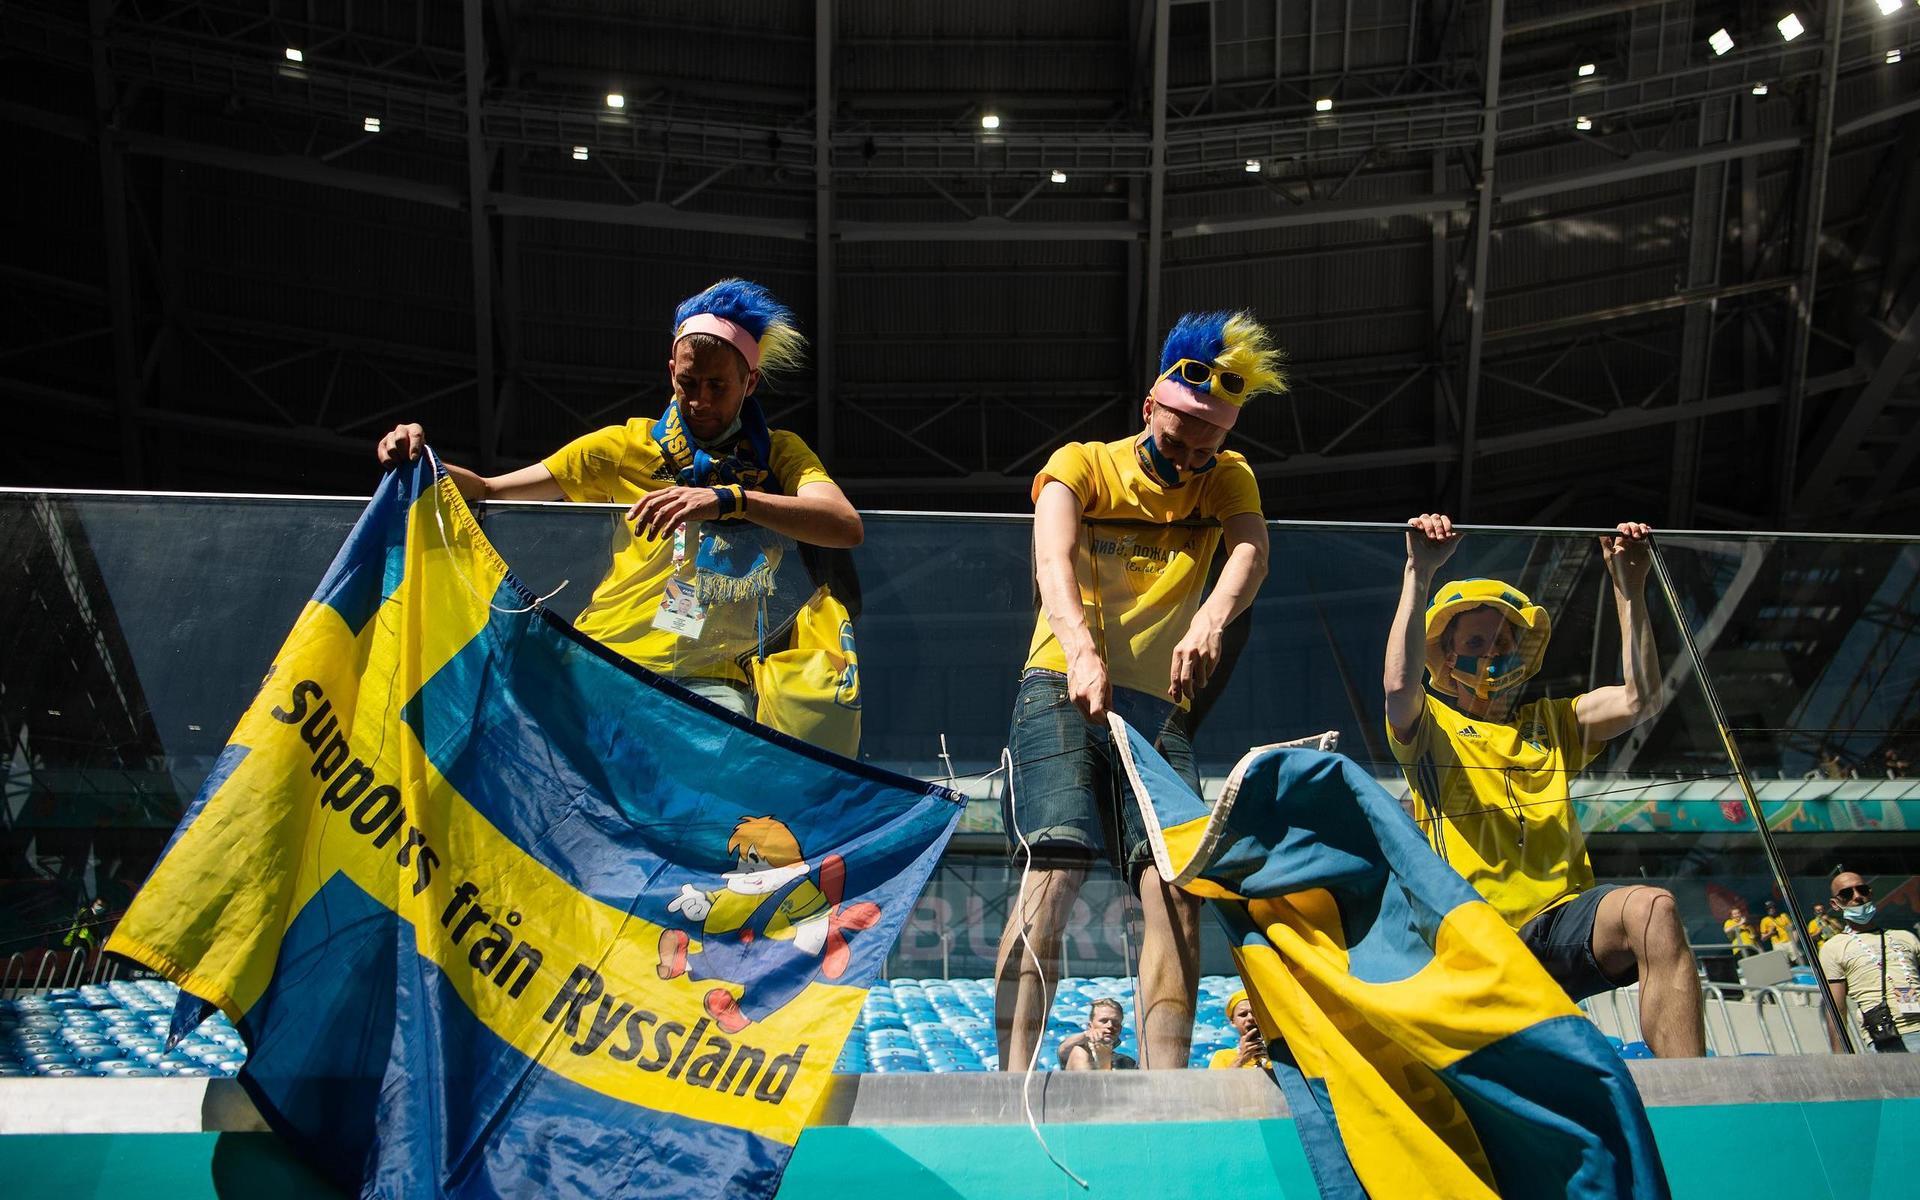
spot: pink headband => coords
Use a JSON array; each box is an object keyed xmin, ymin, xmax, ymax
[
  {"xmin": 674, "ymin": 313, "xmax": 761, "ymax": 372},
  {"xmin": 1150, "ymin": 376, "xmax": 1240, "ymax": 431}
]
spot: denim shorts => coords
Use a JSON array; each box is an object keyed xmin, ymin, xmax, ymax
[
  {"xmin": 1518, "ymin": 884, "xmax": 1637, "ymax": 1001},
  {"xmin": 1003, "ymin": 670, "xmax": 1199, "ymax": 890}
]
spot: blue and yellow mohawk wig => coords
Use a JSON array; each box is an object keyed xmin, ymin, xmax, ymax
[
  {"xmin": 672, "ymin": 278, "xmax": 807, "ymax": 379},
  {"xmin": 1158, "ymin": 310, "xmax": 1289, "ymax": 403}
]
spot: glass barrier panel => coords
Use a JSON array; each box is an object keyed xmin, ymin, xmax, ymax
[
  {"xmin": 1164, "ymin": 522, "xmax": 1807, "ymax": 1059},
  {"xmin": 0, "ymin": 491, "xmax": 1865, "ymax": 1081},
  {"xmin": 1656, "ymin": 533, "xmax": 1920, "ymax": 1053}
]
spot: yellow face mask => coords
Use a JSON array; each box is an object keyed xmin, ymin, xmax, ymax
[{"xmin": 1423, "ymin": 579, "xmax": 1551, "ymax": 701}]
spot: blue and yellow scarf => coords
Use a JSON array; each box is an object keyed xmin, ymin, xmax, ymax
[{"xmin": 651, "ymin": 398, "xmax": 782, "ymax": 604}]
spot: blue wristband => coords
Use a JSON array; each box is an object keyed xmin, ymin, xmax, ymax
[{"xmin": 712, "ymin": 485, "xmax": 746, "ymax": 519}]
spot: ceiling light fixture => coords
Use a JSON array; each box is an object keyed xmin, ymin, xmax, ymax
[
  {"xmin": 1777, "ymin": 13, "xmax": 1804, "ymax": 40},
  {"xmin": 1752, "ymin": 82, "xmax": 1770, "ymax": 95},
  {"xmin": 980, "ymin": 113, "xmax": 1001, "ymax": 130},
  {"xmin": 1575, "ymin": 116, "xmax": 1593, "ymax": 131},
  {"xmin": 363, "ymin": 116, "xmax": 381, "ymax": 133},
  {"xmin": 1244, "ymin": 158, "xmax": 1262, "ymax": 173},
  {"xmin": 1877, "ymin": 0, "xmax": 1902, "ymax": 15},
  {"xmin": 1890, "ymin": 48, "xmax": 1906, "ymax": 63},
  {"xmin": 1049, "ymin": 169, "xmax": 1067, "ymax": 184},
  {"xmin": 284, "ymin": 47, "xmax": 303, "ymax": 63},
  {"xmin": 606, "ymin": 93, "xmax": 625, "ymax": 109},
  {"xmin": 1314, "ymin": 97, "xmax": 1333, "ymax": 112},
  {"xmin": 1577, "ymin": 63, "xmax": 1596, "ymax": 77},
  {"xmin": 571, "ymin": 145, "xmax": 589, "ymax": 161},
  {"xmin": 1708, "ymin": 28, "xmax": 1735, "ymax": 55}
]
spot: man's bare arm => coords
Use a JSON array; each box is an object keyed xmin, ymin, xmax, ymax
[
  {"xmin": 377, "ymin": 423, "xmax": 565, "ymax": 502},
  {"xmin": 1167, "ymin": 512, "xmax": 1269, "ymax": 701},
  {"xmin": 1576, "ymin": 523, "xmax": 1661, "ymax": 744},
  {"xmin": 1034, "ymin": 480, "xmax": 1109, "ymax": 722},
  {"xmin": 628, "ymin": 480, "xmax": 862, "ymax": 548},
  {"xmin": 1385, "ymin": 514, "xmax": 1460, "ymax": 744}
]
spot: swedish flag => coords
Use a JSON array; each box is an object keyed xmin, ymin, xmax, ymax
[
  {"xmin": 1112, "ymin": 716, "xmax": 1668, "ymax": 1200},
  {"xmin": 107, "ymin": 457, "xmax": 960, "ymax": 1199}
]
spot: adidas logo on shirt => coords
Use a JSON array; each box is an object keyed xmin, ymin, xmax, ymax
[{"xmin": 1457, "ymin": 725, "xmax": 1480, "ymax": 739}]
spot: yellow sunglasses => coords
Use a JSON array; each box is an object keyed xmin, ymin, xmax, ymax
[{"xmin": 1158, "ymin": 358, "xmax": 1247, "ymax": 398}]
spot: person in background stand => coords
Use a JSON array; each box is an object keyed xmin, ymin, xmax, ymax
[
  {"xmin": 1758, "ymin": 900, "xmax": 1797, "ymax": 960},
  {"xmin": 1820, "ymin": 870, "xmax": 1920, "ymax": 1053},
  {"xmin": 1723, "ymin": 905, "xmax": 1760, "ymax": 958},
  {"xmin": 1807, "ymin": 903, "xmax": 1845, "ymax": 949},
  {"xmin": 1059, "ymin": 998, "xmax": 1138, "ymax": 1071},
  {"xmin": 1208, "ymin": 989, "xmax": 1270, "ymax": 1070}
]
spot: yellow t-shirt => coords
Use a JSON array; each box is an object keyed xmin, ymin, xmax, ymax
[
  {"xmin": 1723, "ymin": 919, "xmax": 1758, "ymax": 950},
  {"xmin": 1208, "ymin": 1047, "xmax": 1269, "ymax": 1070},
  {"xmin": 1022, "ymin": 437, "xmax": 1262, "ymax": 702},
  {"xmin": 1758, "ymin": 914, "xmax": 1793, "ymax": 948},
  {"xmin": 541, "ymin": 419, "xmax": 833, "ymax": 683},
  {"xmin": 1388, "ymin": 692, "xmax": 1600, "ymax": 931}
]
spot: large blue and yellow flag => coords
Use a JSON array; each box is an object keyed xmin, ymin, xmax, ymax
[
  {"xmin": 1111, "ymin": 716, "xmax": 1668, "ymax": 1200},
  {"xmin": 107, "ymin": 456, "xmax": 961, "ymax": 1199}
]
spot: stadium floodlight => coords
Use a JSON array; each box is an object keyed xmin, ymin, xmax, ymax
[
  {"xmin": 1049, "ymin": 169, "xmax": 1067, "ymax": 184},
  {"xmin": 1314, "ymin": 97, "xmax": 1334, "ymax": 112},
  {"xmin": 980, "ymin": 113, "xmax": 1001, "ymax": 130},
  {"xmin": 1878, "ymin": 0, "xmax": 1902, "ymax": 14},
  {"xmin": 284, "ymin": 47, "xmax": 304, "ymax": 62},
  {"xmin": 1752, "ymin": 82, "xmax": 1770, "ymax": 95},
  {"xmin": 1708, "ymin": 28, "xmax": 1734, "ymax": 55},
  {"xmin": 363, "ymin": 116, "xmax": 381, "ymax": 133},
  {"xmin": 571, "ymin": 145, "xmax": 589, "ymax": 161},
  {"xmin": 1577, "ymin": 63, "xmax": 1596, "ymax": 77},
  {"xmin": 1575, "ymin": 116, "xmax": 1593, "ymax": 131},
  {"xmin": 606, "ymin": 93, "xmax": 625, "ymax": 109},
  {"xmin": 1891, "ymin": 48, "xmax": 1906, "ymax": 63},
  {"xmin": 1777, "ymin": 13, "xmax": 1804, "ymax": 40},
  {"xmin": 1244, "ymin": 158, "xmax": 1262, "ymax": 173}
]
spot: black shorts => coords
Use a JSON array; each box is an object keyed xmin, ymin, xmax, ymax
[{"xmin": 1518, "ymin": 884, "xmax": 1638, "ymax": 1002}]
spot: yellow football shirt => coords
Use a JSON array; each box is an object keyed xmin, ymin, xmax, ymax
[
  {"xmin": 1022, "ymin": 437, "xmax": 1262, "ymax": 703},
  {"xmin": 541, "ymin": 418, "xmax": 833, "ymax": 683},
  {"xmin": 1388, "ymin": 692, "xmax": 1601, "ymax": 930},
  {"xmin": 1759, "ymin": 913, "xmax": 1793, "ymax": 948},
  {"xmin": 1208, "ymin": 1047, "xmax": 1269, "ymax": 1069}
]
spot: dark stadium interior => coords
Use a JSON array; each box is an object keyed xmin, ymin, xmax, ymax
[
  {"xmin": 3, "ymin": 11, "xmax": 1920, "ymax": 1186},
  {"xmin": 2, "ymin": 0, "xmax": 1917, "ymax": 528}
]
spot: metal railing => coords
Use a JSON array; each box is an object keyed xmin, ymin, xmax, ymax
[
  {"xmin": 1579, "ymin": 979, "xmax": 1836, "ymax": 1058},
  {"xmin": 0, "ymin": 948, "xmax": 127, "ymax": 999}
]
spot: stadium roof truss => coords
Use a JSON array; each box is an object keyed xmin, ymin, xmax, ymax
[{"xmin": 1, "ymin": 0, "xmax": 1916, "ymax": 526}]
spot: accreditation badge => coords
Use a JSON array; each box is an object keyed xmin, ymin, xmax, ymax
[{"xmin": 653, "ymin": 575, "xmax": 708, "ymax": 639}]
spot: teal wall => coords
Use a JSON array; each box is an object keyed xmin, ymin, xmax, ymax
[{"xmin": 6, "ymin": 1101, "xmax": 1916, "ymax": 1198}]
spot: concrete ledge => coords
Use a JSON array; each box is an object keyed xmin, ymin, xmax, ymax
[
  {"xmin": 3, "ymin": 1055, "xmax": 1918, "ymax": 1136},
  {"xmin": 0, "ymin": 1078, "xmax": 269, "ymax": 1136}
]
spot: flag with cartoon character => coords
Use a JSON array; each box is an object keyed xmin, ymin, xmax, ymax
[
  {"xmin": 659, "ymin": 816, "xmax": 882, "ymax": 1033},
  {"xmin": 107, "ymin": 454, "xmax": 961, "ymax": 1200}
]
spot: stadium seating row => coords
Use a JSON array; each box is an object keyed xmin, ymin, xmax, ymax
[
  {"xmin": 0, "ymin": 976, "xmax": 1676, "ymax": 1076},
  {"xmin": 0, "ymin": 980, "xmax": 244, "ymax": 1077}
]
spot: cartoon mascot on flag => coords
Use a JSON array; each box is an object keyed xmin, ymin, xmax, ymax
[{"xmin": 656, "ymin": 816, "xmax": 880, "ymax": 1032}]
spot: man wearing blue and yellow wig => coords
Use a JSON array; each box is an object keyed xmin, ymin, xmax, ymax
[
  {"xmin": 1383, "ymin": 514, "xmax": 1704, "ymax": 1056},
  {"xmin": 994, "ymin": 311, "xmax": 1282, "ymax": 1072},
  {"xmin": 376, "ymin": 279, "xmax": 861, "ymax": 715}
]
